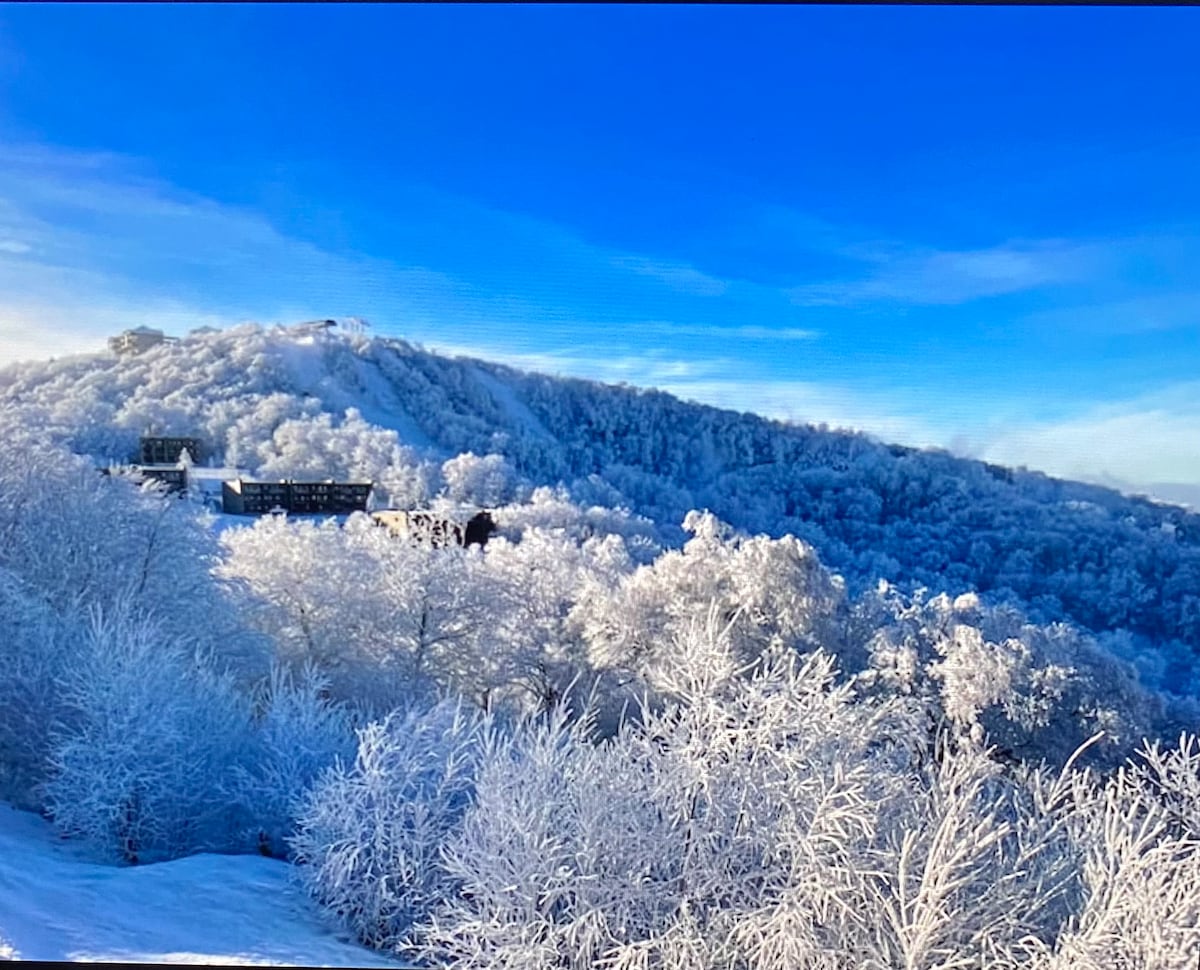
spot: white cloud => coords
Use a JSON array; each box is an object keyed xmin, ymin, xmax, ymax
[
  {"xmin": 637, "ymin": 322, "xmax": 820, "ymax": 341},
  {"xmin": 975, "ymin": 382, "xmax": 1200, "ymax": 497},
  {"xmin": 1021, "ymin": 291, "xmax": 1200, "ymax": 336},
  {"xmin": 0, "ymin": 140, "xmax": 812, "ymax": 366},
  {"xmin": 0, "ymin": 240, "xmax": 30, "ymax": 255},
  {"xmin": 611, "ymin": 256, "xmax": 730, "ymax": 296},
  {"xmin": 790, "ymin": 239, "xmax": 1104, "ymax": 307}
]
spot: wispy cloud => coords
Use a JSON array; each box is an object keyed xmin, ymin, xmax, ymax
[
  {"xmin": 1020, "ymin": 291, "xmax": 1200, "ymax": 336},
  {"xmin": 611, "ymin": 255, "xmax": 730, "ymax": 296},
  {"xmin": 0, "ymin": 141, "xmax": 819, "ymax": 366},
  {"xmin": 632, "ymin": 322, "xmax": 820, "ymax": 342},
  {"xmin": 790, "ymin": 239, "xmax": 1104, "ymax": 307},
  {"xmin": 648, "ymin": 321, "xmax": 816, "ymax": 340},
  {"xmin": 425, "ymin": 335, "xmax": 954, "ymax": 448}
]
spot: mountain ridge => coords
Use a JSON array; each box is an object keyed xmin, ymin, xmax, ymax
[{"xmin": 2, "ymin": 322, "xmax": 1198, "ymax": 678}]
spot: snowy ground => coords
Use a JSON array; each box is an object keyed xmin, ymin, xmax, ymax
[{"xmin": 0, "ymin": 803, "xmax": 399, "ymax": 966}]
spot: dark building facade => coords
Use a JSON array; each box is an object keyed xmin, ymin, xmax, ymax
[
  {"xmin": 139, "ymin": 436, "xmax": 206, "ymax": 466},
  {"xmin": 222, "ymin": 479, "xmax": 372, "ymax": 516}
]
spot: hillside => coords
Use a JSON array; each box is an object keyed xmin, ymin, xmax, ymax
[
  {"xmin": 2, "ymin": 322, "xmax": 1198, "ymax": 687},
  {"xmin": 3, "ymin": 322, "xmax": 1200, "ymax": 967},
  {"xmin": 2, "ymin": 322, "xmax": 1197, "ymax": 684}
]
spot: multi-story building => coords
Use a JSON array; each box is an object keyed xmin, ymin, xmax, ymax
[
  {"xmin": 108, "ymin": 326, "xmax": 174, "ymax": 355},
  {"xmin": 137, "ymin": 465, "xmax": 189, "ymax": 494},
  {"xmin": 221, "ymin": 479, "xmax": 373, "ymax": 516},
  {"xmin": 138, "ymin": 436, "xmax": 206, "ymax": 466}
]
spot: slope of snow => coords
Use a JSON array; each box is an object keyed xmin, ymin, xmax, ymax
[
  {"xmin": 276, "ymin": 335, "xmax": 439, "ymax": 453},
  {"xmin": 350, "ymin": 352, "xmax": 440, "ymax": 453},
  {"xmin": 469, "ymin": 364, "xmax": 556, "ymax": 443},
  {"xmin": 0, "ymin": 803, "xmax": 397, "ymax": 966}
]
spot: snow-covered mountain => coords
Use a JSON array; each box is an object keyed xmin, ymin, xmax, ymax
[
  {"xmin": 2, "ymin": 321, "xmax": 1197, "ymax": 668},
  {"xmin": 4, "ymin": 321, "xmax": 1200, "ymax": 968}
]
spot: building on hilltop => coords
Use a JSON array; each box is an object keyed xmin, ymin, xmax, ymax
[
  {"xmin": 222, "ymin": 478, "xmax": 373, "ymax": 516},
  {"xmin": 292, "ymin": 319, "xmax": 338, "ymax": 335},
  {"xmin": 138, "ymin": 436, "xmax": 206, "ymax": 466},
  {"xmin": 108, "ymin": 326, "xmax": 176, "ymax": 355},
  {"xmin": 371, "ymin": 508, "xmax": 497, "ymax": 549}
]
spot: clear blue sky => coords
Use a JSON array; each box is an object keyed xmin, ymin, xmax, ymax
[{"xmin": 1, "ymin": 4, "xmax": 1199, "ymax": 497}]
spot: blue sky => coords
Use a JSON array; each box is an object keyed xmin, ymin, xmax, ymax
[{"xmin": 1, "ymin": 5, "xmax": 1199, "ymax": 499}]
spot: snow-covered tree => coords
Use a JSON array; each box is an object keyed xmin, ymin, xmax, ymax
[
  {"xmin": 43, "ymin": 604, "xmax": 253, "ymax": 864},
  {"xmin": 291, "ymin": 700, "xmax": 487, "ymax": 954},
  {"xmin": 441, "ymin": 452, "xmax": 517, "ymax": 508},
  {"xmin": 0, "ymin": 567, "xmax": 73, "ymax": 809},
  {"xmin": 224, "ymin": 662, "xmax": 358, "ymax": 858}
]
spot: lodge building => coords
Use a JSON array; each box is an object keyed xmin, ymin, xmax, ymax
[
  {"xmin": 221, "ymin": 478, "xmax": 373, "ymax": 516},
  {"xmin": 138, "ymin": 436, "xmax": 206, "ymax": 466}
]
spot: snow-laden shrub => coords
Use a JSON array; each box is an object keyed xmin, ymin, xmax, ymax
[
  {"xmin": 43, "ymin": 603, "xmax": 253, "ymax": 864},
  {"xmin": 417, "ymin": 614, "xmax": 918, "ymax": 970},
  {"xmin": 290, "ymin": 700, "xmax": 488, "ymax": 954},
  {"xmin": 410, "ymin": 613, "xmax": 1165, "ymax": 970},
  {"xmin": 1030, "ymin": 737, "xmax": 1200, "ymax": 969},
  {"xmin": 864, "ymin": 736, "xmax": 1084, "ymax": 969},
  {"xmin": 224, "ymin": 663, "xmax": 358, "ymax": 859},
  {"xmin": 0, "ymin": 567, "xmax": 74, "ymax": 809},
  {"xmin": 855, "ymin": 584, "xmax": 1163, "ymax": 770}
]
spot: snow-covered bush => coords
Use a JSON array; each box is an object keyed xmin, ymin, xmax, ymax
[
  {"xmin": 417, "ymin": 615, "xmax": 915, "ymax": 970},
  {"xmin": 407, "ymin": 615, "xmax": 1200, "ymax": 970},
  {"xmin": 0, "ymin": 567, "xmax": 74, "ymax": 809},
  {"xmin": 290, "ymin": 700, "xmax": 487, "ymax": 954},
  {"xmin": 1031, "ymin": 739, "xmax": 1200, "ymax": 968},
  {"xmin": 225, "ymin": 663, "xmax": 358, "ymax": 859},
  {"xmin": 43, "ymin": 604, "xmax": 254, "ymax": 864},
  {"xmin": 854, "ymin": 584, "xmax": 1166, "ymax": 769}
]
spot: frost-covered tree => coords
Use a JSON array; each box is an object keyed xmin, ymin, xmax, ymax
[
  {"xmin": 224, "ymin": 662, "xmax": 358, "ymax": 858},
  {"xmin": 441, "ymin": 452, "xmax": 517, "ymax": 508},
  {"xmin": 572, "ymin": 512, "xmax": 845, "ymax": 694},
  {"xmin": 0, "ymin": 423, "xmax": 269, "ymax": 680},
  {"xmin": 0, "ymin": 567, "xmax": 74, "ymax": 808},
  {"xmin": 291, "ymin": 701, "xmax": 488, "ymax": 954},
  {"xmin": 43, "ymin": 604, "xmax": 253, "ymax": 864},
  {"xmin": 853, "ymin": 585, "xmax": 1167, "ymax": 769},
  {"xmin": 220, "ymin": 512, "xmax": 508, "ymax": 710},
  {"xmin": 5, "ymin": 322, "xmax": 1199, "ymax": 666}
]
